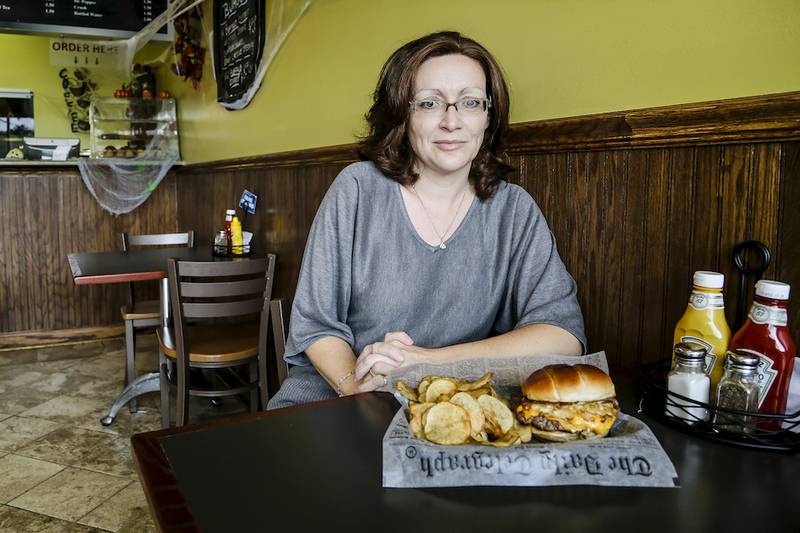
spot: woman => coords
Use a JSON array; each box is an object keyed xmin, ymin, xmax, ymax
[{"xmin": 268, "ymin": 31, "xmax": 584, "ymax": 409}]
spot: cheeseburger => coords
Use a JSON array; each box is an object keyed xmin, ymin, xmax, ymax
[{"xmin": 516, "ymin": 364, "xmax": 618, "ymax": 442}]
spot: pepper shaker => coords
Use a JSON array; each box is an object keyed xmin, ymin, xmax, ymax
[{"xmin": 713, "ymin": 351, "xmax": 760, "ymax": 433}]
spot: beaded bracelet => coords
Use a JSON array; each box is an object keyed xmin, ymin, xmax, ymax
[{"xmin": 335, "ymin": 371, "xmax": 354, "ymax": 397}]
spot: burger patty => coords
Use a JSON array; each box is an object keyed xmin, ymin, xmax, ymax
[
  {"xmin": 525, "ymin": 414, "xmax": 567, "ymax": 432},
  {"xmin": 516, "ymin": 399, "xmax": 619, "ymax": 434}
]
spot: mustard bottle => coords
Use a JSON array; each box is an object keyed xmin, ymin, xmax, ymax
[
  {"xmin": 673, "ymin": 271, "xmax": 731, "ymax": 395},
  {"xmin": 231, "ymin": 216, "xmax": 243, "ymax": 255}
]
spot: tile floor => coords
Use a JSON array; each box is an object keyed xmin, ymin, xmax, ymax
[{"xmin": 0, "ymin": 335, "xmax": 249, "ymax": 532}]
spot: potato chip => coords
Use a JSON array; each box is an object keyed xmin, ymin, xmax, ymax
[
  {"xmin": 423, "ymin": 402, "xmax": 471, "ymax": 445},
  {"xmin": 424, "ymin": 378, "xmax": 457, "ymax": 403},
  {"xmin": 466, "ymin": 386, "xmax": 494, "ymax": 399},
  {"xmin": 477, "ymin": 394, "xmax": 514, "ymax": 437},
  {"xmin": 417, "ymin": 376, "xmax": 438, "ymax": 399},
  {"xmin": 409, "ymin": 415, "xmax": 425, "ymax": 439},
  {"xmin": 471, "ymin": 430, "xmax": 488, "ymax": 443},
  {"xmin": 395, "ymin": 380, "xmax": 418, "ymax": 402},
  {"xmin": 514, "ymin": 420, "xmax": 533, "ymax": 444},
  {"xmin": 409, "ymin": 401, "xmax": 435, "ymax": 419},
  {"xmin": 486, "ymin": 430, "xmax": 522, "ymax": 448},
  {"xmin": 449, "ymin": 392, "xmax": 485, "ymax": 436},
  {"xmin": 456, "ymin": 372, "xmax": 493, "ymax": 392}
]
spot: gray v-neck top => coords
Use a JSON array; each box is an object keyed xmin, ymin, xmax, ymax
[{"xmin": 284, "ymin": 161, "xmax": 585, "ymax": 365}]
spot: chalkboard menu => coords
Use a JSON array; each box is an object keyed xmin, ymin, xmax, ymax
[
  {"xmin": 0, "ymin": 1, "xmax": 169, "ymax": 40},
  {"xmin": 213, "ymin": 0, "xmax": 265, "ymax": 105}
]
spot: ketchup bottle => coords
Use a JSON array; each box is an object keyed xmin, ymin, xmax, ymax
[{"xmin": 728, "ymin": 280, "xmax": 796, "ymax": 426}]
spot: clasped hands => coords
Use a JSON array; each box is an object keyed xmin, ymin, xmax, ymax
[{"xmin": 353, "ymin": 331, "xmax": 432, "ymax": 393}]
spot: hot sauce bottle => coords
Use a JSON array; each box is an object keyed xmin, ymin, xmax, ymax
[
  {"xmin": 728, "ymin": 280, "xmax": 796, "ymax": 426},
  {"xmin": 673, "ymin": 271, "xmax": 731, "ymax": 395}
]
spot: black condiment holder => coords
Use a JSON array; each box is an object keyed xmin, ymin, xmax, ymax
[
  {"xmin": 639, "ymin": 359, "xmax": 800, "ymax": 453},
  {"xmin": 212, "ymin": 243, "xmax": 253, "ymax": 257}
]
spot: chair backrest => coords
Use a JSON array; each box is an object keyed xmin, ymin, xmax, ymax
[
  {"xmin": 270, "ymin": 298, "xmax": 289, "ymax": 387},
  {"xmin": 122, "ymin": 231, "xmax": 195, "ymax": 250},
  {"xmin": 121, "ymin": 231, "xmax": 195, "ymax": 305},
  {"xmin": 168, "ymin": 255, "xmax": 276, "ymax": 326}
]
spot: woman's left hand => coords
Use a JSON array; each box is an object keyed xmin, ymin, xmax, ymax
[{"xmin": 354, "ymin": 331, "xmax": 433, "ymax": 392}]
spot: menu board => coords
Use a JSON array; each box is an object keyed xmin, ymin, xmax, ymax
[
  {"xmin": 213, "ymin": 0, "xmax": 265, "ymax": 105},
  {"xmin": 0, "ymin": 1, "xmax": 169, "ymax": 40}
]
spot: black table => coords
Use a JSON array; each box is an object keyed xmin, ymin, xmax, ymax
[
  {"xmin": 67, "ymin": 246, "xmax": 249, "ymax": 426},
  {"xmin": 131, "ymin": 373, "xmax": 800, "ymax": 532}
]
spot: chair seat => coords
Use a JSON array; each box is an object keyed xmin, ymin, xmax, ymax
[
  {"xmin": 156, "ymin": 323, "xmax": 260, "ymax": 363},
  {"xmin": 121, "ymin": 300, "xmax": 161, "ymax": 321}
]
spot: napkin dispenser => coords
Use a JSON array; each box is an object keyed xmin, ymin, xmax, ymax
[{"xmin": 23, "ymin": 138, "xmax": 80, "ymax": 161}]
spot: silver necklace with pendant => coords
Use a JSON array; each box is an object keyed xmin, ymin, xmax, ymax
[{"xmin": 410, "ymin": 184, "xmax": 467, "ymax": 250}]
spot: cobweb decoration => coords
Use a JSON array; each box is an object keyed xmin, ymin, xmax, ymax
[
  {"xmin": 218, "ymin": 0, "xmax": 313, "ymax": 110},
  {"xmin": 76, "ymin": 0, "xmax": 199, "ymax": 215},
  {"xmin": 78, "ymin": 147, "xmax": 177, "ymax": 216}
]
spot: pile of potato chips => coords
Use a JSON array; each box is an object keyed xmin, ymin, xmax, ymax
[{"xmin": 395, "ymin": 372, "xmax": 532, "ymax": 447}]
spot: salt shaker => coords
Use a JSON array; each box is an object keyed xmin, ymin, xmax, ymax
[
  {"xmin": 666, "ymin": 342, "xmax": 711, "ymax": 424},
  {"xmin": 713, "ymin": 351, "xmax": 760, "ymax": 433}
]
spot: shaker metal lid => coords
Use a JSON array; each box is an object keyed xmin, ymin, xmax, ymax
[
  {"xmin": 673, "ymin": 341, "xmax": 707, "ymax": 361},
  {"xmin": 724, "ymin": 350, "xmax": 760, "ymax": 369}
]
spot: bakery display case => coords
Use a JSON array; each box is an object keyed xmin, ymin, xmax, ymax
[{"xmin": 88, "ymin": 97, "xmax": 180, "ymax": 159}]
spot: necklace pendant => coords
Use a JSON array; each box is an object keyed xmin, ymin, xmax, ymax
[{"xmin": 439, "ymin": 242, "xmax": 447, "ymax": 250}]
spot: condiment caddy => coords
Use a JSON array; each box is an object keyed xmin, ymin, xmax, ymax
[
  {"xmin": 212, "ymin": 208, "xmax": 253, "ymax": 256},
  {"xmin": 640, "ymin": 268, "xmax": 799, "ymax": 452},
  {"xmin": 640, "ymin": 358, "xmax": 799, "ymax": 452}
]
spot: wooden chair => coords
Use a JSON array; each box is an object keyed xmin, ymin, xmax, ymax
[
  {"xmin": 157, "ymin": 254, "xmax": 276, "ymax": 427},
  {"xmin": 270, "ymin": 298, "xmax": 290, "ymax": 389},
  {"xmin": 120, "ymin": 231, "xmax": 194, "ymax": 413}
]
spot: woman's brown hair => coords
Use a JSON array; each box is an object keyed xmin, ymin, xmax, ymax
[{"xmin": 357, "ymin": 31, "xmax": 514, "ymax": 200}]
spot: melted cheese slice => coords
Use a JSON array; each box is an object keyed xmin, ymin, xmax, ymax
[{"xmin": 516, "ymin": 400, "xmax": 617, "ymax": 435}]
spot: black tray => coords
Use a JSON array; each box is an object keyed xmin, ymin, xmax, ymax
[
  {"xmin": 212, "ymin": 243, "xmax": 253, "ymax": 257},
  {"xmin": 639, "ymin": 359, "xmax": 800, "ymax": 453}
]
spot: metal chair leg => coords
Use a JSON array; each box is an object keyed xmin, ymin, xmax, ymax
[
  {"xmin": 124, "ymin": 319, "xmax": 138, "ymax": 413},
  {"xmin": 257, "ymin": 351, "xmax": 268, "ymax": 410},
  {"xmin": 176, "ymin": 361, "xmax": 189, "ymax": 427},
  {"xmin": 249, "ymin": 360, "xmax": 258, "ymax": 413},
  {"xmin": 159, "ymin": 349, "xmax": 170, "ymax": 428}
]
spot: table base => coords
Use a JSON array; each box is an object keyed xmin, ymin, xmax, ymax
[{"xmin": 100, "ymin": 372, "xmax": 160, "ymax": 426}]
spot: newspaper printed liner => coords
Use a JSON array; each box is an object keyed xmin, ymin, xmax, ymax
[{"xmin": 382, "ymin": 352, "xmax": 679, "ymax": 488}]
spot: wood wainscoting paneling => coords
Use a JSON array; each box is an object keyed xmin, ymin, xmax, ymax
[
  {"xmin": 175, "ymin": 92, "xmax": 800, "ymax": 370},
  {"xmin": 0, "ymin": 168, "xmax": 178, "ymax": 334},
  {"xmin": 509, "ymin": 144, "xmax": 786, "ymax": 367}
]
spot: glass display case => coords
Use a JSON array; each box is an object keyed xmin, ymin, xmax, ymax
[{"xmin": 88, "ymin": 97, "xmax": 179, "ymax": 159}]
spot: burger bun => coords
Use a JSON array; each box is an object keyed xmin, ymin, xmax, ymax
[{"xmin": 522, "ymin": 364, "xmax": 615, "ymax": 403}]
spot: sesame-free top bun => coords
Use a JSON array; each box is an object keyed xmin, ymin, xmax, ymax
[{"xmin": 522, "ymin": 364, "xmax": 616, "ymax": 403}]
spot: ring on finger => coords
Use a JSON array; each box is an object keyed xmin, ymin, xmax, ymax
[{"xmin": 382, "ymin": 375, "xmax": 388, "ymax": 387}]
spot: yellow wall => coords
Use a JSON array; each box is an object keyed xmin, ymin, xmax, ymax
[
  {"xmin": 1, "ymin": 0, "xmax": 797, "ymax": 162},
  {"xmin": 0, "ymin": 33, "xmax": 89, "ymax": 147},
  {"xmin": 163, "ymin": 0, "xmax": 800, "ymax": 164},
  {"xmin": 0, "ymin": 33, "xmax": 168, "ymax": 151}
]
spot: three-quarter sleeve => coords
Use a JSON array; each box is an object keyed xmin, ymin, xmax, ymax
[
  {"xmin": 493, "ymin": 191, "xmax": 587, "ymax": 352},
  {"xmin": 283, "ymin": 171, "xmax": 359, "ymax": 366}
]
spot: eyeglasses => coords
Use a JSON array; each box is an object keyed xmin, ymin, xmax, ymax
[{"xmin": 409, "ymin": 96, "xmax": 491, "ymax": 116}]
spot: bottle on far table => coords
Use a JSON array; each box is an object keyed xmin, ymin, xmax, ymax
[
  {"xmin": 224, "ymin": 209, "xmax": 235, "ymax": 251},
  {"xmin": 666, "ymin": 342, "xmax": 711, "ymax": 424},
  {"xmin": 673, "ymin": 271, "xmax": 731, "ymax": 398},
  {"xmin": 728, "ymin": 280, "xmax": 796, "ymax": 429},
  {"xmin": 231, "ymin": 216, "xmax": 243, "ymax": 255}
]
